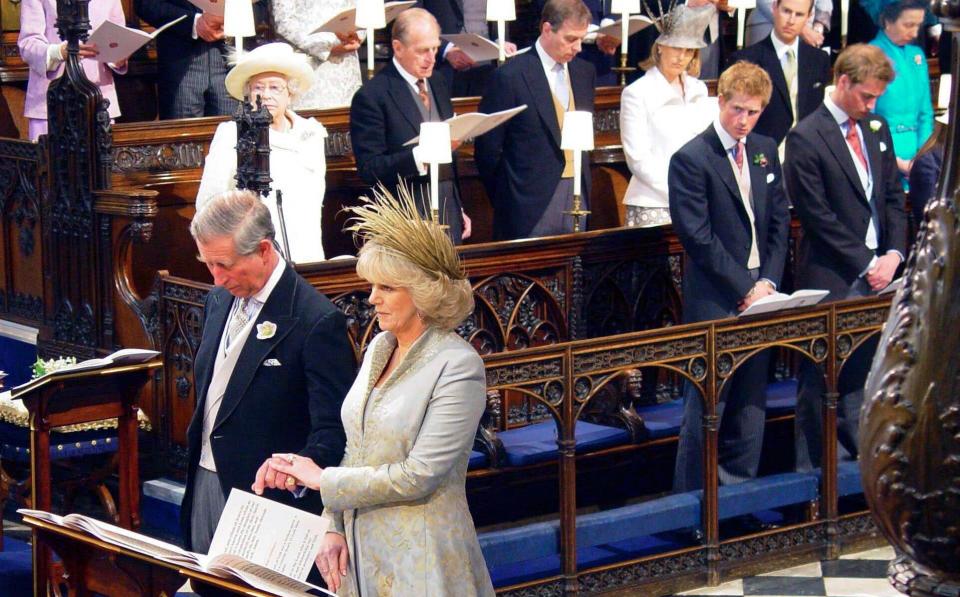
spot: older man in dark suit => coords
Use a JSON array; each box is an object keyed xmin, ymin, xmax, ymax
[
  {"xmin": 350, "ymin": 8, "xmax": 468, "ymax": 243},
  {"xmin": 475, "ymin": 0, "xmax": 596, "ymax": 240},
  {"xmin": 784, "ymin": 44, "xmax": 906, "ymax": 471},
  {"xmin": 135, "ymin": 0, "xmax": 241, "ymax": 119},
  {"xmin": 183, "ymin": 190, "xmax": 353, "ymax": 553},
  {"xmin": 730, "ymin": 0, "xmax": 831, "ymax": 151},
  {"xmin": 669, "ymin": 62, "xmax": 791, "ymax": 493}
]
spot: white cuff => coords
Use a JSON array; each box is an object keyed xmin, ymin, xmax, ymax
[
  {"xmin": 412, "ymin": 145, "xmax": 428, "ymax": 176},
  {"xmin": 46, "ymin": 43, "xmax": 64, "ymax": 71},
  {"xmin": 192, "ymin": 13, "xmax": 201, "ymax": 40}
]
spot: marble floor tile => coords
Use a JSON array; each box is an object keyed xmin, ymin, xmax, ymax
[
  {"xmin": 822, "ymin": 577, "xmax": 902, "ymax": 597},
  {"xmin": 820, "ymin": 558, "xmax": 890, "ymax": 578},
  {"xmin": 743, "ymin": 575, "xmax": 826, "ymax": 595},
  {"xmin": 679, "ymin": 579, "xmax": 744, "ymax": 595},
  {"xmin": 758, "ymin": 561, "xmax": 823, "ymax": 578},
  {"xmin": 839, "ymin": 546, "xmax": 895, "ymax": 560}
]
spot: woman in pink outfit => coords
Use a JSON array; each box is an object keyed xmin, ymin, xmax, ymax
[{"xmin": 18, "ymin": 0, "xmax": 127, "ymax": 140}]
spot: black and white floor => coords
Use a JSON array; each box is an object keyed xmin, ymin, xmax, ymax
[{"xmin": 673, "ymin": 546, "xmax": 900, "ymax": 597}]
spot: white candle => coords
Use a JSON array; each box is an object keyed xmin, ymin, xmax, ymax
[
  {"xmin": 621, "ymin": 17, "xmax": 630, "ymax": 57},
  {"xmin": 560, "ymin": 111, "xmax": 594, "ymax": 198},
  {"xmin": 366, "ymin": 26, "xmax": 375, "ymax": 73},
  {"xmin": 841, "ymin": 0, "xmax": 849, "ymax": 41},
  {"xmin": 737, "ymin": 8, "xmax": 746, "ymax": 48},
  {"xmin": 939, "ymin": 74, "xmax": 952, "ymax": 109},
  {"xmin": 498, "ymin": 20, "xmax": 506, "ymax": 61},
  {"xmin": 224, "ymin": 0, "xmax": 255, "ymax": 58},
  {"xmin": 572, "ymin": 150, "xmax": 582, "ymax": 196},
  {"xmin": 430, "ymin": 162, "xmax": 440, "ymax": 212}
]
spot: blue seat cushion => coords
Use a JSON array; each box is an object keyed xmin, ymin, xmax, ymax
[
  {"xmin": 766, "ymin": 379, "xmax": 798, "ymax": 416},
  {"xmin": 498, "ymin": 420, "xmax": 630, "ymax": 467},
  {"xmin": 577, "ymin": 491, "xmax": 701, "ymax": 548},
  {"xmin": 479, "ymin": 520, "xmax": 560, "ymax": 570},
  {"xmin": 468, "ymin": 450, "xmax": 488, "ymax": 470},
  {"xmin": 710, "ymin": 472, "xmax": 820, "ymax": 520},
  {"xmin": 636, "ymin": 399, "xmax": 685, "ymax": 439},
  {"xmin": 837, "ymin": 460, "xmax": 863, "ymax": 496},
  {"xmin": 0, "ymin": 537, "xmax": 33, "ymax": 595},
  {"xmin": 0, "ymin": 421, "xmax": 118, "ymax": 463}
]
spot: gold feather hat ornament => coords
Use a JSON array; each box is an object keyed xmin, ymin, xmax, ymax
[{"xmin": 345, "ymin": 182, "xmax": 467, "ymax": 283}]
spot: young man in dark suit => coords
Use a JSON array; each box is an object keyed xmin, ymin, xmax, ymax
[
  {"xmin": 183, "ymin": 190, "xmax": 353, "ymax": 553},
  {"xmin": 350, "ymin": 8, "xmax": 468, "ymax": 243},
  {"xmin": 784, "ymin": 44, "xmax": 906, "ymax": 471},
  {"xmin": 475, "ymin": 0, "xmax": 596, "ymax": 240},
  {"xmin": 669, "ymin": 61, "xmax": 791, "ymax": 493},
  {"xmin": 135, "ymin": 0, "xmax": 238, "ymax": 119},
  {"xmin": 730, "ymin": 0, "xmax": 830, "ymax": 151}
]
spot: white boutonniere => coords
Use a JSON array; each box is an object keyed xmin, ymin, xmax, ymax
[
  {"xmin": 256, "ymin": 321, "xmax": 277, "ymax": 340},
  {"xmin": 869, "ymin": 120, "xmax": 882, "ymax": 132}
]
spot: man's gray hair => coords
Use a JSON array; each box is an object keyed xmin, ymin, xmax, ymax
[
  {"xmin": 392, "ymin": 7, "xmax": 440, "ymax": 45},
  {"xmin": 190, "ymin": 190, "xmax": 275, "ymax": 255}
]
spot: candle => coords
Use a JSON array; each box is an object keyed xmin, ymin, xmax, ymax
[
  {"xmin": 610, "ymin": 0, "xmax": 640, "ymax": 57},
  {"xmin": 486, "ymin": 0, "xmax": 516, "ymax": 62},
  {"xmin": 727, "ymin": 0, "xmax": 756, "ymax": 49},
  {"xmin": 840, "ymin": 0, "xmax": 849, "ymax": 42},
  {"xmin": 560, "ymin": 111, "xmax": 594, "ymax": 197},
  {"xmin": 939, "ymin": 74, "xmax": 952, "ymax": 110},
  {"xmin": 417, "ymin": 122, "xmax": 453, "ymax": 212},
  {"xmin": 356, "ymin": 0, "xmax": 385, "ymax": 74}
]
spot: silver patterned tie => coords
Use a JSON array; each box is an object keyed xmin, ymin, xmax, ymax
[{"xmin": 225, "ymin": 297, "xmax": 252, "ymax": 350}]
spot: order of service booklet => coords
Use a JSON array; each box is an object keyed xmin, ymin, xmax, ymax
[
  {"xmin": 404, "ymin": 104, "xmax": 527, "ymax": 145},
  {"xmin": 738, "ymin": 289, "xmax": 830, "ymax": 317},
  {"xmin": 87, "ymin": 15, "xmax": 186, "ymax": 64},
  {"xmin": 312, "ymin": 1, "xmax": 415, "ymax": 35},
  {"xmin": 20, "ymin": 489, "xmax": 332, "ymax": 597}
]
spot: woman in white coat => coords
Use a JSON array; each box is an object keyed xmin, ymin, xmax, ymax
[
  {"xmin": 620, "ymin": 4, "xmax": 718, "ymax": 227},
  {"xmin": 196, "ymin": 43, "xmax": 328, "ymax": 263}
]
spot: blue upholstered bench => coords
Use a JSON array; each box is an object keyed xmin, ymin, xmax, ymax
[
  {"xmin": 635, "ymin": 399, "xmax": 685, "ymax": 438},
  {"xmin": 836, "ymin": 460, "xmax": 863, "ymax": 497},
  {"xmin": 0, "ymin": 536, "xmax": 32, "ymax": 595},
  {"xmin": 711, "ymin": 472, "xmax": 820, "ymax": 520},
  {"xmin": 479, "ymin": 491, "xmax": 700, "ymax": 587},
  {"xmin": 468, "ymin": 450, "xmax": 488, "ymax": 470},
  {"xmin": 765, "ymin": 379, "xmax": 799, "ymax": 417},
  {"xmin": 497, "ymin": 420, "xmax": 631, "ymax": 467},
  {"xmin": 0, "ymin": 421, "xmax": 119, "ymax": 463}
]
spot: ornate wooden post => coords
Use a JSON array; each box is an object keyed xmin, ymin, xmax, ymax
[
  {"xmin": 233, "ymin": 98, "xmax": 272, "ymax": 196},
  {"xmin": 42, "ymin": 0, "xmax": 113, "ymax": 358},
  {"xmin": 859, "ymin": 3, "xmax": 960, "ymax": 595}
]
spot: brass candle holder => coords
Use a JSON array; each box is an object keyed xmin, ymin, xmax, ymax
[
  {"xmin": 564, "ymin": 193, "xmax": 591, "ymax": 233},
  {"xmin": 610, "ymin": 53, "xmax": 636, "ymax": 86}
]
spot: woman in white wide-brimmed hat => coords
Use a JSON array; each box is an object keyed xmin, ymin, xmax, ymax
[
  {"xmin": 196, "ymin": 42, "xmax": 329, "ymax": 263},
  {"xmin": 620, "ymin": 3, "xmax": 718, "ymax": 227}
]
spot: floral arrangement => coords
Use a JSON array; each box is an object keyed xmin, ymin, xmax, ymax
[{"xmin": 31, "ymin": 355, "xmax": 77, "ymax": 379}]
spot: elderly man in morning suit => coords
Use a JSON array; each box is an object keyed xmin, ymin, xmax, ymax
[
  {"xmin": 475, "ymin": 0, "xmax": 597, "ymax": 240},
  {"xmin": 183, "ymin": 190, "xmax": 353, "ymax": 555},
  {"xmin": 350, "ymin": 8, "xmax": 469, "ymax": 243},
  {"xmin": 784, "ymin": 44, "xmax": 906, "ymax": 471},
  {"xmin": 670, "ymin": 61, "xmax": 791, "ymax": 495}
]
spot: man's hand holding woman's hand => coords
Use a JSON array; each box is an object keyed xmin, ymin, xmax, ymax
[{"xmin": 251, "ymin": 453, "xmax": 324, "ymax": 495}]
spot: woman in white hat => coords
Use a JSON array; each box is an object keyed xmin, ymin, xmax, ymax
[
  {"xmin": 620, "ymin": 4, "xmax": 719, "ymax": 227},
  {"xmin": 196, "ymin": 42, "xmax": 328, "ymax": 263}
]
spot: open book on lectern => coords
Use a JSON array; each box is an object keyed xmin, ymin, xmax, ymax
[
  {"xmin": 20, "ymin": 490, "xmax": 333, "ymax": 597},
  {"xmin": 738, "ymin": 289, "xmax": 830, "ymax": 317}
]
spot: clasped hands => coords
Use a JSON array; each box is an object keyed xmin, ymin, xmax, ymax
[
  {"xmin": 251, "ymin": 452, "xmax": 324, "ymax": 495},
  {"xmin": 738, "ymin": 279, "xmax": 776, "ymax": 312},
  {"xmin": 866, "ymin": 253, "xmax": 901, "ymax": 291}
]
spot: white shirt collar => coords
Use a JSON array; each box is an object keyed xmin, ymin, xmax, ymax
[
  {"xmin": 535, "ymin": 38, "xmax": 563, "ymax": 75},
  {"xmin": 770, "ymin": 31, "xmax": 800, "ymax": 60},
  {"xmin": 392, "ymin": 57, "xmax": 424, "ymax": 92},
  {"xmin": 250, "ymin": 255, "xmax": 285, "ymax": 306},
  {"xmin": 713, "ymin": 118, "xmax": 740, "ymax": 151},
  {"xmin": 823, "ymin": 94, "xmax": 852, "ymax": 127}
]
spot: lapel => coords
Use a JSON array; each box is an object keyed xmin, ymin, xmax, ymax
[
  {"xmin": 453, "ymin": 0, "xmax": 464, "ymax": 17},
  {"xmin": 429, "ymin": 71, "xmax": 454, "ymax": 120},
  {"xmin": 520, "ymin": 51, "xmax": 562, "ymax": 147},
  {"xmin": 703, "ymin": 126, "xmax": 744, "ymax": 210},
  {"xmin": 761, "ymin": 37, "xmax": 793, "ymax": 121},
  {"xmin": 745, "ymin": 136, "xmax": 767, "ymax": 224},
  {"xmin": 195, "ymin": 289, "xmax": 232, "ymax": 408},
  {"xmin": 385, "ymin": 62, "xmax": 424, "ymax": 135},
  {"xmin": 815, "ymin": 105, "xmax": 870, "ymax": 204},
  {"xmin": 569, "ymin": 58, "xmax": 592, "ymax": 112},
  {"xmin": 212, "ymin": 265, "xmax": 301, "ymax": 430},
  {"xmin": 796, "ymin": 42, "xmax": 821, "ymax": 116},
  {"xmin": 860, "ymin": 117, "xmax": 884, "ymax": 205}
]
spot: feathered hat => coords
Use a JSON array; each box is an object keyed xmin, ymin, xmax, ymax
[
  {"xmin": 642, "ymin": 0, "xmax": 715, "ymax": 49},
  {"xmin": 345, "ymin": 183, "xmax": 467, "ymax": 283}
]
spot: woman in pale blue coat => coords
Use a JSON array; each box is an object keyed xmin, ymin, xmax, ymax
[{"xmin": 870, "ymin": 0, "xmax": 934, "ymax": 180}]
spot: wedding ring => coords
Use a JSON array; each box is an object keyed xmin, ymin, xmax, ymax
[{"xmin": 285, "ymin": 476, "xmax": 296, "ymax": 486}]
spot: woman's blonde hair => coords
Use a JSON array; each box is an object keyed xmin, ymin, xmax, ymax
[
  {"xmin": 357, "ymin": 241, "xmax": 474, "ymax": 331},
  {"xmin": 639, "ymin": 41, "xmax": 701, "ymax": 77}
]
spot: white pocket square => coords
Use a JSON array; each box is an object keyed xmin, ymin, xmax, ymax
[
  {"xmin": 766, "ymin": 173, "xmax": 776, "ymax": 183},
  {"xmin": 263, "ymin": 358, "xmax": 282, "ymax": 367},
  {"xmin": 879, "ymin": 141, "xmax": 888, "ymax": 152}
]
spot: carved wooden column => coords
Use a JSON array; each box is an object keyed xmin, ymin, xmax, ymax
[
  {"xmin": 41, "ymin": 0, "xmax": 112, "ymax": 358},
  {"xmin": 233, "ymin": 98, "xmax": 273, "ymax": 196},
  {"xmin": 859, "ymin": 4, "xmax": 960, "ymax": 595}
]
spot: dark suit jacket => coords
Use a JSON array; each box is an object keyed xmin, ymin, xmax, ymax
[
  {"xmin": 350, "ymin": 61, "xmax": 462, "ymax": 228},
  {"xmin": 420, "ymin": 0, "xmax": 493, "ymax": 55},
  {"xmin": 730, "ymin": 36, "xmax": 830, "ymax": 146},
  {"xmin": 180, "ymin": 264, "xmax": 354, "ymax": 549},
  {"xmin": 135, "ymin": 0, "xmax": 221, "ymax": 91},
  {"xmin": 668, "ymin": 126, "xmax": 791, "ymax": 322},
  {"xmin": 784, "ymin": 106, "xmax": 907, "ymax": 299},
  {"xmin": 475, "ymin": 50, "xmax": 596, "ymax": 240}
]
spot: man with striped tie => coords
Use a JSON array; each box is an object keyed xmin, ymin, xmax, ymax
[
  {"xmin": 183, "ymin": 190, "xmax": 353, "ymax": 554},
  {"xmin": 784, "ymin": 44, "xmax": 906, "ymax": 472}
]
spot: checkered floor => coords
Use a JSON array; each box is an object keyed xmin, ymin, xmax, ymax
[{"xmin": 674, "ymin": 546, "xmax": 899, "ymax": 597}]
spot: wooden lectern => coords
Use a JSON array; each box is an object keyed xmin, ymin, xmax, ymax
[{"xmin": 12, "ymin": 360, "xmax": 161, "ymax": 596}]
